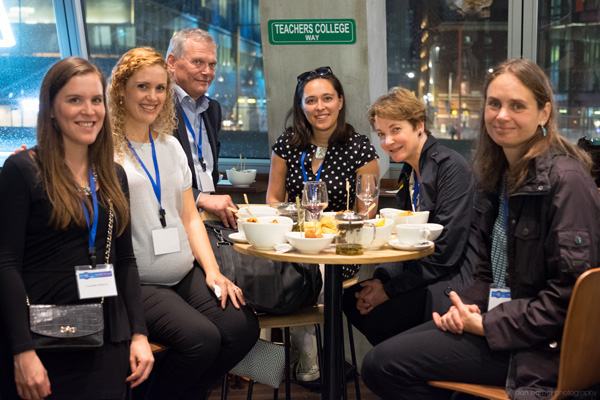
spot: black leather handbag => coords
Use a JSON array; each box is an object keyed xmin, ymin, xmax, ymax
[
  {"xmin": 27, "ymin": 202, "xmax": 114, "ymax": 350},
  {"xmin": 28, "ymin": 303, "xmax": 104, "ymax": 350},
  {"xmin": 204, "ymin": 220, "xmax": 323, "ymax": 315}
]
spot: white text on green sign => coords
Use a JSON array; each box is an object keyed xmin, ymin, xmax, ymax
[{"xmin": 269, "ymin": 19, "xmax": 356, "ymax": 45}]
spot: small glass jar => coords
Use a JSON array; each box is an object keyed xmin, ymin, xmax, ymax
[
  {"xmin": 334, "ymin": 212, "xmax": 375, "ymax": 255},
  {"xmin": 272, "ymin": 202, "xmax": 303, "ymax": 231}
]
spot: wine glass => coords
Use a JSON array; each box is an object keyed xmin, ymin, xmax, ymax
[
  {"xmin": 356, "ymin": 173, "xmax": 380, "ymax": 217},
  {"xmin": 301, "ymin": 181, "xmax": 329, "ymax": 223}
]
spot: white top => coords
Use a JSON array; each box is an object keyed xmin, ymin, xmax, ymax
[{"xmin": 121, "ymin": 135, "xmax": 195, "ymax": 285}]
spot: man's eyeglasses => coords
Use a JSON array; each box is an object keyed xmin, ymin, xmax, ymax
[{"xmin": 296, "ymin": 66, "xmax": 333, "ymax": 84}]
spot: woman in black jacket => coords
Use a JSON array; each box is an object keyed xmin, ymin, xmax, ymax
[
  {"xmin": 343, "ymin": 87, "xmax": 476, "ymax": 345},
  {"xmin": 361, "ymin": 60, "xmax": 600, "ymax": 400}
]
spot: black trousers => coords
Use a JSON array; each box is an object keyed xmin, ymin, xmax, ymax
[
  {"xmin": 140, "ymin": 266, "xmax": 259, "ymax": 400},
  {"xmin": 361, "ymin": 320, "xmax": 510, "ymax": 400},
  {"xmin": 342, "ymin": 280, "xmax": 428, "ymax": 345}
]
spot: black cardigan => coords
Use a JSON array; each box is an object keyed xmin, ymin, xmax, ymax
[{"xmin": 0, "ymin": 150, "xmax": 147, "ymax": 355}]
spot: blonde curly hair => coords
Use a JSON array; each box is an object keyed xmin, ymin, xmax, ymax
[{"xmin": 108, "ymin": 47, "xmax": 176, "ymax": 163}]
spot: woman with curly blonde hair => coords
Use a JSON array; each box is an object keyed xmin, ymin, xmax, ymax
[
  {"xmin": 108, "ymin": 47, "xmax": 259, "ymax": 399},
  {"xmin": 109, "ymin": 47, "xmax": 176, "ymax": 164}
]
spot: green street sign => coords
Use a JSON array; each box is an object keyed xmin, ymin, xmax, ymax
[{"xmin": 268, "ymin": 19, "xmax": 356, "ymax": 45}]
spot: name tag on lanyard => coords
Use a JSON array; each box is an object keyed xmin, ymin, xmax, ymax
[
  {"xmin": 76, "ymin": 169, "xmax": 118, "ymax": 299},
  {"xmin": 75, "ymin": 264, "xmax": 118, "ymax": 299},
  {"xmin": 199, "ymin": 171, "xmax": 215, "ymax": 193},
  {"xmin": 152, "ymin": 226, "xmax": 181, "ymax": 255},
  {"xmin": 488, "ymin": 287, "xmax": 511, "ymax": 311}
]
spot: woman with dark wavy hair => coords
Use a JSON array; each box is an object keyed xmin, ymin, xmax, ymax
[
  {"xmin": 267, "ymin": 66, "xmax": 379, "ymax": 215},
  {"xmin": 0, "ymin": 57, "xmax": 152, "ymax": 399},
  {"xmin": 265, "ymin": 66, "xmax": 380, "ymax": 382},
  {"xmin": 361, "ymin": 59, "xmax": 600, "ymax": 400}
]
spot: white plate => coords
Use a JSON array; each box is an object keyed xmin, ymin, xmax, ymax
[
  {"xmin": 387, "ymin": 239, "xmax": 433, "ymax": 251},
  {"xmin": 228, "ymin": 232, "xmax": 248, "ymax": 244}
]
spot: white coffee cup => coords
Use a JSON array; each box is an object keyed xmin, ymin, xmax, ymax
[{"xmin": 395, "ymin": 223, "xmax": 443, "ymax": 246}]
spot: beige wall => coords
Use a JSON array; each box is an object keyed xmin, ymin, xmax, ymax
[{"xmin": 259, "ymin": 0, "xmax": 390, "ymax": 176}]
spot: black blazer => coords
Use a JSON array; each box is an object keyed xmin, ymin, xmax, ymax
[{"xmin": 173, "ymin": 96, "xmax": 222, "ymax": 199}]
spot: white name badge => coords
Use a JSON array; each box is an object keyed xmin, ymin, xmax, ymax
[
  {"xmin": 198, "ymin": 171, "xmax": 216, "ymax": 193},
  {"xmin": 75, "ymin": 264, "xmax": 118, "ymax": 299},
  {"xmin": 488, "ymin": 287, "xmax": 511, "ymax": 311},
  {"xmin": 152, "ymin": 226, "xmax": 181, "ymax": 255}
]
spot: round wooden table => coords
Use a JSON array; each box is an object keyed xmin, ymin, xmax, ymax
[{"xmin": 234, "ymin": 242, "xmax": 434, "ymax": 400}]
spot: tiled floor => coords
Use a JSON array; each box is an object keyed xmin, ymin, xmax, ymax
[{"xmin": 209, "ymin": 374, "xmax": 381, "ymax": 400}]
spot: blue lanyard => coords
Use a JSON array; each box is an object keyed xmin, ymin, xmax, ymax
[
  {"xmin": 126, "ymin": 129, "xmax": 167, "ymax": 227},
  {"xmin": 301, "ymin": 151, "xmax": 324, "ymax": 182},
  {"xmin": 81, "ymin": 168, "xmax": 99, "ymax": 267},
  {"xmin": 412, "ymin": 171, "xmax": 420, "ymax": 211},
  {"xmin": 182, "ymin": 112, "xmax": 206, "ymax": 171}
]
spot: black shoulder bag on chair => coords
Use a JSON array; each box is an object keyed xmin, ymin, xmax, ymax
[{"xmin": 203, "ymin": 220, "xmax": 323, "ymax": 315}]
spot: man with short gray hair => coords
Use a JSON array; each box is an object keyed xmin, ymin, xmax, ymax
[{"xmin": 167, "ymin": 28, "xmax": 238, "ymax": 227}]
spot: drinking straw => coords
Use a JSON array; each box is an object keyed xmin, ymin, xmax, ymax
[
  {"xmin": 243, "ymin": 194, "xmax": 257, "ymax": 219},
  {"xmin": 346, "ymin": 180, "xmax": 350, "ymax": 212},
  {"xmin": 367, "ymin": 202, "xmax": 377, "ymax": 216},
  {"xmin": 296, "ymin": 195, "xmax": 304, "ymax": 233}
]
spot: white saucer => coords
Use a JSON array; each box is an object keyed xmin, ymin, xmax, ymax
[
  {"xmin": 388, "ymin": 239, "xmax": 433, "ymax": 251},
  {"xmin": 228, "ymin": 232, "xmax": 248, "ymax": 244}
]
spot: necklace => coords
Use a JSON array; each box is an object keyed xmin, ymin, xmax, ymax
[
  {"xmin": 78, "ymin": 168, "xmax": 98, "ymax": 196},
  {"xmin": 315, "ymin": 146, "xmax": 327, "ymax": 159}
]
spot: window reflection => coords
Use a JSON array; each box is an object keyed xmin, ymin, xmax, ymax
[
  {"xmin": 538, "ymin": 1, "xmax": 600, "ymax": 141},
  {"xmin": 386, "ymin": 0, "xmax": 508, "ymax": 142},
  {"xmin": 0, "ymin": 0, "xmax": 59, "ymax": 166},
  {"xmin": 83, "ymin": 0, "xmax": 268, "ymax": 158}
]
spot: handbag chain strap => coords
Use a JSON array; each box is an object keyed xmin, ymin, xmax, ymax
[{"xmin": 105, "ymin": 200, "xmax": 114, "ymax": 265}]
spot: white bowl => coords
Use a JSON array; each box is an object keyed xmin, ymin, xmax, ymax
[
  {"xmin": 237, "ymin": 206, "xmax": 279, "ymax": 234},
  {"xmin": 227, "ymin": 168, "xmax": 257, "ymax": 187},
  {"xmin": 359, "ymin": 218, "xmax": 394, "ymax": 250},
  {"xmin": 285, "ymin": 232, "xmax": 336, "ymax": 254},
  {"xmin": 395, "ymin": 223, "xmax": 443, "ymax": 246},
  {"xmin": 380, "ymin": 208, "xmax": 430, "ymax": 232},
  {"xmin": 243, "ymin": 216, "xmax": 294, "ymax": 250}
]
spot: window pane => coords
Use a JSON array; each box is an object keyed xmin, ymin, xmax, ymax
[
  {"xmin": 386, "ymin": 0, "xmax": 508, "ymax": 156},
  {"xmin": 83, "ymin": 0, "xmax": 268, "ymax": 159},
  {"xmin": 0, "ymin": 0, "xmax": 60, "ymax": 166},
  {"xmin": 538, "ymin": 1, "xmax": 600, "ymax": 142}
]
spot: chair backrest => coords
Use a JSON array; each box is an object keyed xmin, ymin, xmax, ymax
[{"xmin": 553, "ymin": 267, "xmax": 600, "ymax": 399}]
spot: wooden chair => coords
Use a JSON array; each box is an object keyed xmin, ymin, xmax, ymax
[
  {"xmin": 149, "ymin": 342, "xmax": 167, "ymax": 354},
  {"xmin": 428, "ymin": 267, "xmax": 600, "ymax": 400}
]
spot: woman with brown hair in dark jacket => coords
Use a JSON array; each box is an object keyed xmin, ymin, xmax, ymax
[{"xmin": 361, "ymin": 59, "xmax": 600, "ymax": 400}]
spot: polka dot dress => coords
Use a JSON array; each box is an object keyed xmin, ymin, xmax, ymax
[{"xmin": 273, "ymin": 131, "xmax": 379, "ymax": 212}]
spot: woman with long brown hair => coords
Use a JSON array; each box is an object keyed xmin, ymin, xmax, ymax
[
  {"xmin": 361, "ymin": 59, "xmax": 600, "ymax": 399},
  {"xmin": 0, "ymin": 57, "xmax": 153, "ymax": 399}
]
